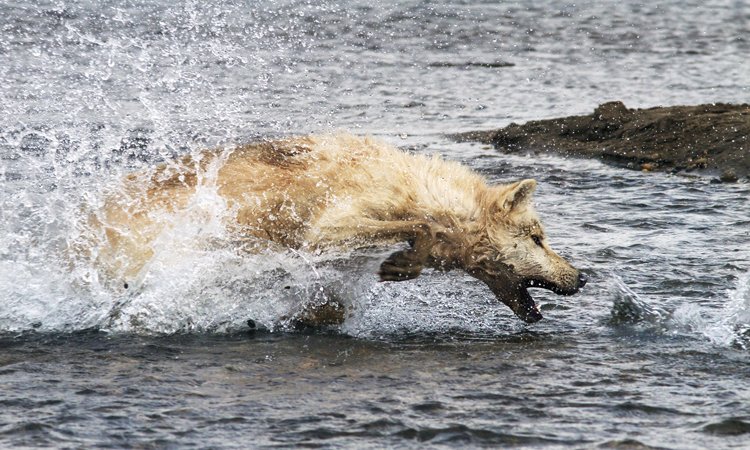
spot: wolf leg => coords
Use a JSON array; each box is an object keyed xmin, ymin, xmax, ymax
[
  {"xmin": 381, "ymin": 223, "xmax": 433, "ymax": 281},
  {"xmin": 318, "ymin": 219, "xmax": 435, "ymax": 281}
]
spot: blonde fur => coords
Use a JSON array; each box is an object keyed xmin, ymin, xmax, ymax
[{"xmin": 90, "ymin": 133, "xmax": 584, "ymax": 323}]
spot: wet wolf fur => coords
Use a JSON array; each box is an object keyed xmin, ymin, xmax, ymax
[{"xmin": 92, "ymin": 133, "xmax": 586, "ymax": 325}]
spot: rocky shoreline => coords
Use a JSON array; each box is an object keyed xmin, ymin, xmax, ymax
[{"xmin": 454, "ymin": 102, "xmax": 750, "ymax": 182}]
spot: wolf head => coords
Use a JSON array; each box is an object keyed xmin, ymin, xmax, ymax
[{"xmin": 429, "ymin": 179, "xmax": 586, "ymax": 323}]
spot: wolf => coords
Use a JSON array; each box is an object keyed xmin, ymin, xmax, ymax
[{"xmin": 87, "ymin": 133, "xmax": 586, "ymax": 325}]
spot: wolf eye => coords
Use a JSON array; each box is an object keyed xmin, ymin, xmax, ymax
[{"xmin": 531, "ymin": 235, "xmax": 543, "ymax": 247}]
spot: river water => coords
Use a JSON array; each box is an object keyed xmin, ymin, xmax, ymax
[{"xmin": 1, "ymin": 1, "xmax": 749, "ymax": 448}]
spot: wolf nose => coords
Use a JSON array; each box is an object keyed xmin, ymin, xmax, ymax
[{"xmin": 578, "ymin": 272, "xmax": 588, "ymax": 288}]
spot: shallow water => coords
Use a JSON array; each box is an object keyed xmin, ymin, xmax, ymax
[{"xmin": 1, "ymin": 1, "xmax": 750, "ymax": 448}]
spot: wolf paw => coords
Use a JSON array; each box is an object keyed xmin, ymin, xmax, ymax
[{"xmin": 378, "ymin": 249, "xmax": 424, "ymax": 281}]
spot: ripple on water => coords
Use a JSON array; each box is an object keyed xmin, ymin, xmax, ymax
[
  {"xmin": 701, "ymin": 418, "xmax": 750, "ymax": 436},
  {"xmin": 283, "ymin": 420, "xmax": 579, "ymax": 446},
  {"xmin": 596, "ymin": 438, "xmax": 668, "ymax": 449}
]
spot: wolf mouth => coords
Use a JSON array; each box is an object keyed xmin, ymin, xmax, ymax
[
  {"xmin": 509, "ymin": 283, "xmax": 544, "ymax": 323},
  {"xmin": 468, "ymin": 268, "xmax": 543, "ymax": 323},
  {"xmin": 526, "ymin": 278, "xmax": 582, "ymax": 296},
  {"xmin": 513, "ymin": 277, "xmax": 586, "ymax": 322},
  {"xmin": 470, "ymin": 269, "xmax": 585, "ymax": 323}
]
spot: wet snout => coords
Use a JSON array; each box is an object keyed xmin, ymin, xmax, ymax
[
  {"xmin": 536, "ymin": 248, "xmax": 588, "ymax": 295},
  {"xmin": 565, "ymin": 267, "xmax": 588, "ymax": 293},
  {"xmin": 528, "ymin": 268, "xmax": 587, "ymax": 296}
]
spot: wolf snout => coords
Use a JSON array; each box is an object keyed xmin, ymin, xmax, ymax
[
  {"xmin": 559, "ymin": 270, "xmax": 587, "ymax": 295},
  {"xmin": 562, "ymin": 270, "xmax": 588, "ymax": 294}
]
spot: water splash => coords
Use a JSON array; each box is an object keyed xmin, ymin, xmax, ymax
[
  {"xmin": 608, "ymin": 269, "xmax": 750, "ymax": 350},
  {"xmin": 690, "ymin": 271, "xmax": 750, "ymax": 350},
  {"xmin": 608, "ymin": 274, "xmax": 668, "ymax": 326}
]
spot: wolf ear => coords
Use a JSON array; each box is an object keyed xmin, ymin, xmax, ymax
[
  {"xmin": 502, "ymin": 179, "xmax": 537, "ymax": 211},
  {"xmin": 485, "ymin": 179, "xmax": 537, "ymax": 217}
]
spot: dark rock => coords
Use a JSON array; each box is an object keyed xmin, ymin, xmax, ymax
[
  {"xmin": 720, "ymin": 169, "xmax": 739, "ymax": 183},
  {"xmin": 452, "ymin": 102, "xmax": 750, "ymax": 179}
]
